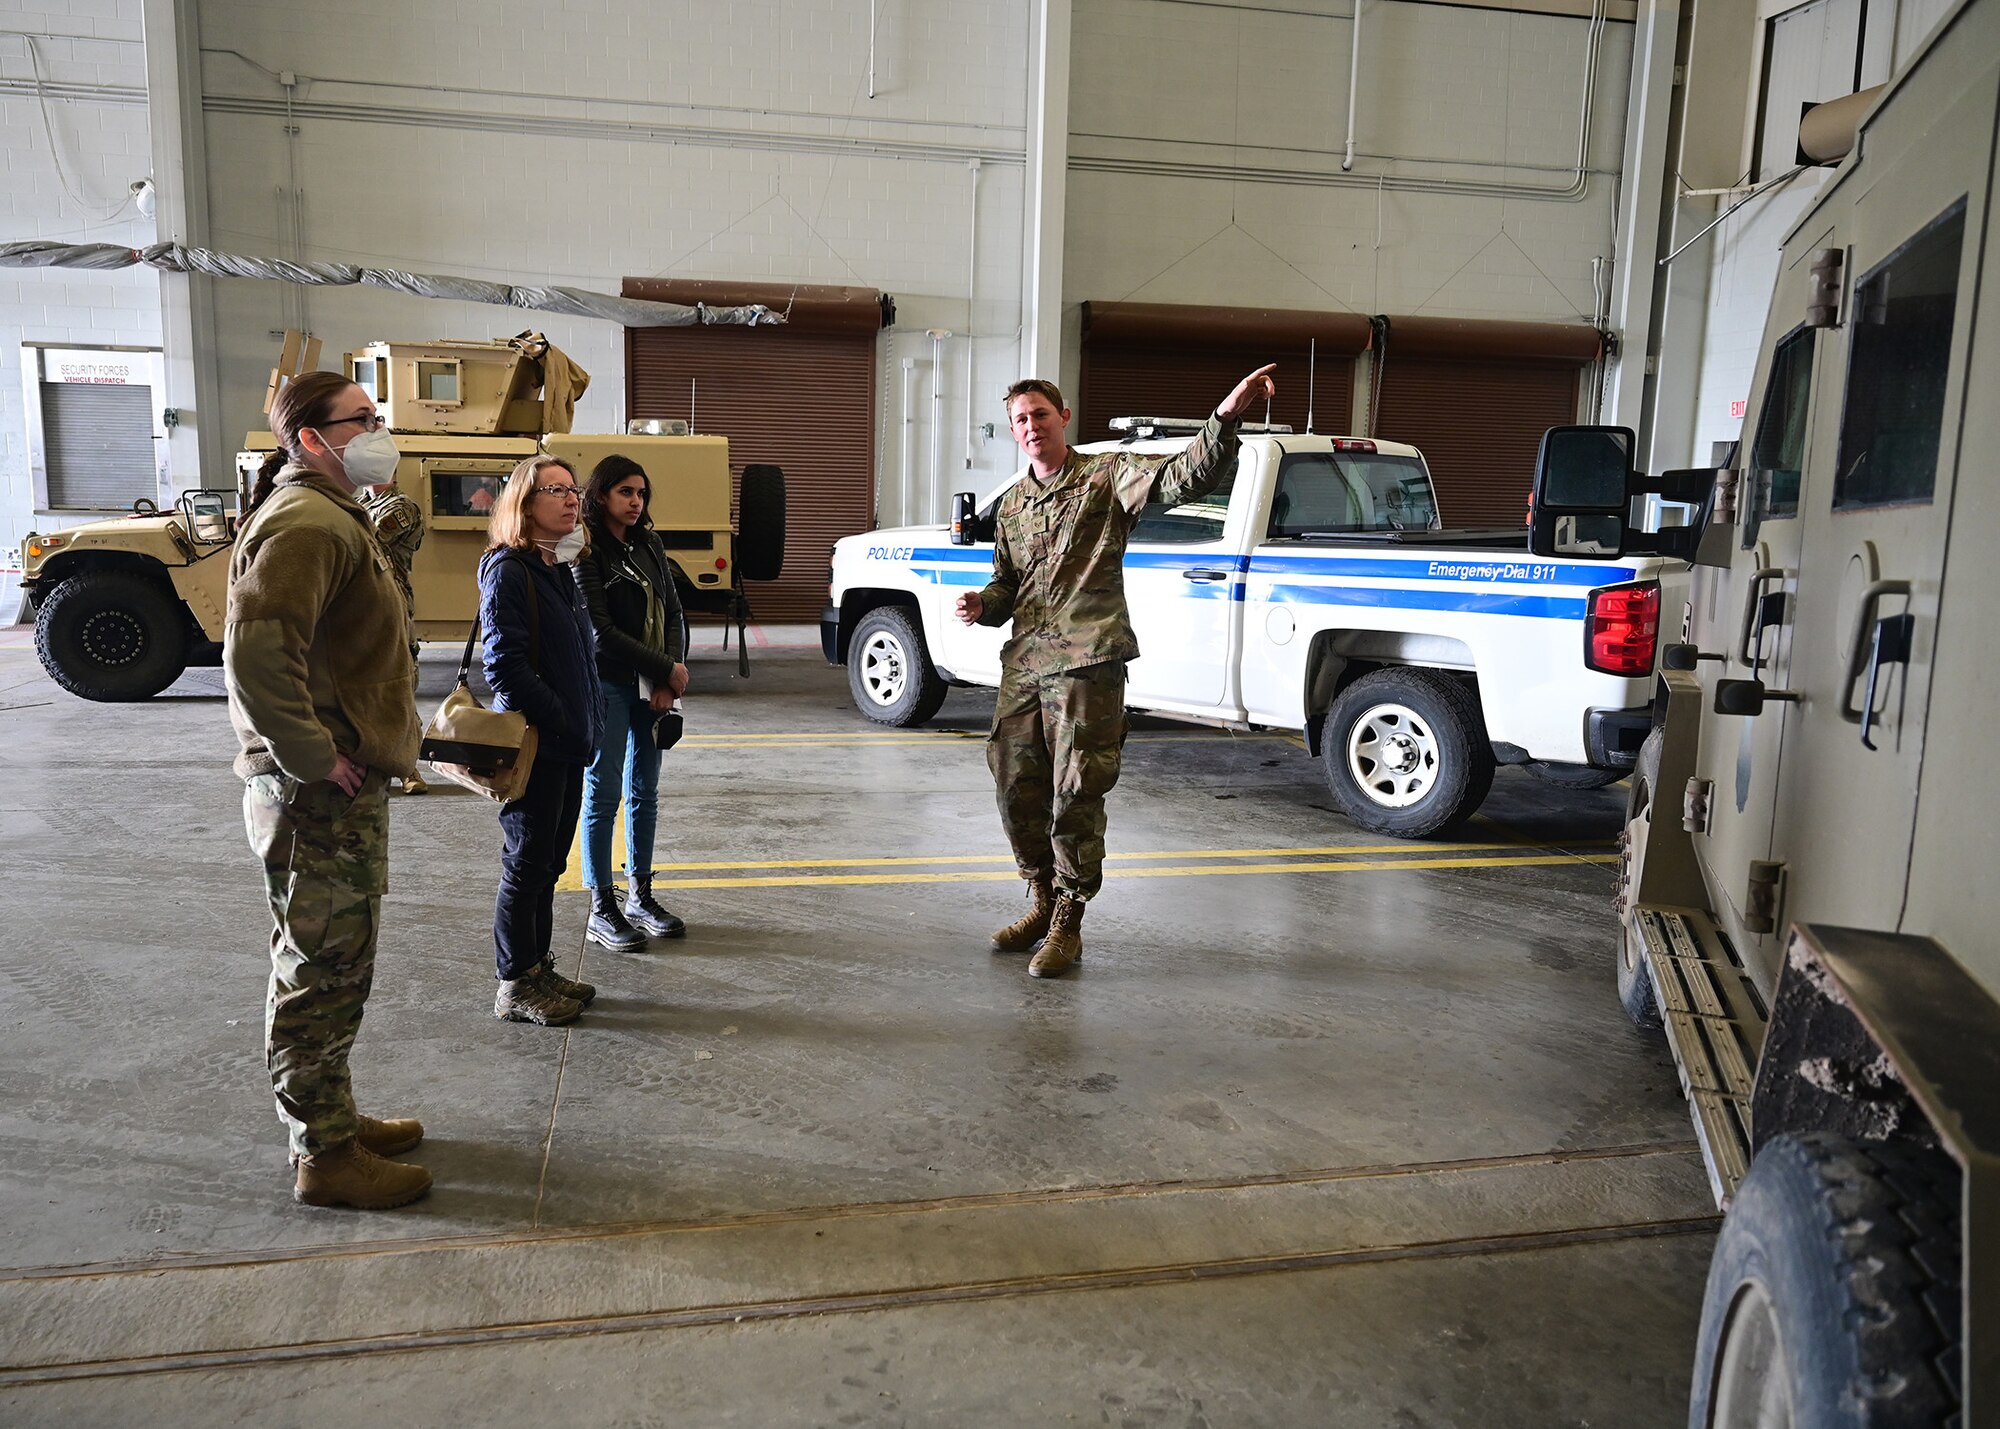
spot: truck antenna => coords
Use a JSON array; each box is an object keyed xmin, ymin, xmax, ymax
[
  {"xmin": 1306, "ymin": 339, "xmax": 1317, "ymax": 434},
  {"xmin": 689, "ymin": 378, "xmax": 697, "ymax": 434}
]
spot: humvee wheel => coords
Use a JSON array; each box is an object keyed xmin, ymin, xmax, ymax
[
  {"xmin": 34, "ymin": 568, "xmax": 190, "ymax": 701},
  {"xmin": 1617, "ymin": 730, "xmax": 1665, "ymax": 1032},
  {"xmin": 1691, "ymin": 1134, "xmax": 1961, "ymax": 1429},
  {"xmin": 848, "ymin": 606, "xmax": 946, "ymax": 726},
  {"xmin": 1321, "ymin": 668, "xmax": 1494, "ymax": 838}
]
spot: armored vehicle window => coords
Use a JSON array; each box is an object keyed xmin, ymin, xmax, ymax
[
  {"xmin": 1132, "ymin": 469, "xmax": 1238, "ymax": 544},
  {"xmin": 1266, "ymin": 452, "xmax": 1439, "ymax": 537},
  {"xmin": 431, "ymin": 472, "xmax": 501, "ymax": 518},
  {"xmin": 417, "ymin": 360, "xmax": 462, "ymax": 405},
  {"xmin": 1744, "ymin": 326, "xmax": 1815, "ymax": 544},
  {"xmin": 1833, "ymin": 201, "xmax": 1965, "ymax": 511}
]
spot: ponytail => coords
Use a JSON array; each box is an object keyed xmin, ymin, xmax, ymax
[{"xmin": 247, "ymin": 450, "xmax": 286, "ymax": 514}]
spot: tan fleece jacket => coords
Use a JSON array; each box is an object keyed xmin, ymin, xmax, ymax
[{"xmin": 224, "ymin": 465, "xmax": 421, "ymax": 782}]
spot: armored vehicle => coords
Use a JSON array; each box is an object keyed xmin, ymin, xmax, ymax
[
  {"xmin": 1529, "ymin": 2, "xmax": 1997, "ymax": 1419},
  {"xmin": 17, "ymin": 334, "xmax": 784, "ymax": 700}
]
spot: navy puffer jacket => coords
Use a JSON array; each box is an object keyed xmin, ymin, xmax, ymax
[{"xmin": 478, "ymin": 547, "xmax": 603, "ymax": 764}]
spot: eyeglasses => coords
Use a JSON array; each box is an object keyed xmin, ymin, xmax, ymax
[
  {"xmin": 535, "ymin": 484, "xmax": 581, "ymax": 499},
  {"xmin": 323, "ymin": 411, "xmax": 388, "ymax": 432}
]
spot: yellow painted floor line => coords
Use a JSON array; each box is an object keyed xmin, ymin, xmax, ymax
[
  {"xmin": 632, "ymin": 839, "xmax": 1615, "ymax": 873},
  {"xmin": 625, "ymin": 852, "xmax": 1617, "ymax": 891}
]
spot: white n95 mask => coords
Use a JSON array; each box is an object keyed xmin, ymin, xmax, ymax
[{"xmin": 335, "ymin": 428, "xmax": 401, "ymax": 489}]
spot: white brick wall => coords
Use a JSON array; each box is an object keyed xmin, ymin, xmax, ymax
[
  {"xmin": 0, "ymin": 8, "xmax": 158, "ymax": 609},
  {"xmin": 1066, "ymin": 0, "xmax": 1634, "ymax": 338}
]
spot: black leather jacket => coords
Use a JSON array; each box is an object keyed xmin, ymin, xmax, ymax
[{"xmin": 573, "ymin": 523, "xmax": 685, "ymax": 688}]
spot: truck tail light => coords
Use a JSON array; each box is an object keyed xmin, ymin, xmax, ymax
[
  {"xmin": 1330, "ymin": 439, "xmax": 1376, "ymax": 453},
  {"xmin": 714, "ymin": 556, "xmax": 728, "ymax": 570},
  {"xmin": 1585, "ymin": 582, "xmax": 1660, "ymax": 676}
]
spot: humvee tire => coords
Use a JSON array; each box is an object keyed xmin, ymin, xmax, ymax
[
  {"xmin": 34, "ymin": 567, "xmax": 190, "ymax": 702},
  {"xmin": 1689, "ymin": 1134, "xmax": 1961, "ymax": 1428},
  {"xmin": 1321, "ymin": 668, "xmax": 1494, "ymax": 838},
  {"xmin": 737, "ymin": 465, "xmax": 785, "ymax": 582},
  {"xmin": 848, "ymin": 606, "xmax": 947, "ymax": 726}
]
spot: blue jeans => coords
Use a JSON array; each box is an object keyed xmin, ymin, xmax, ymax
[{"xmin": 582, "ymin": 679, "xmax": 663, "ymax": 890}]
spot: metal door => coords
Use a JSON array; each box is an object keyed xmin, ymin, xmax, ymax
[{"xmin": 1764, "ymin": 60, "xmax": 1996, "ymax": 932}]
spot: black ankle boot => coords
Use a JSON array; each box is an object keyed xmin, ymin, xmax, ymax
[
  {"xmin": 586, "ymin": 887, "xmax": 647, "ymax": 951},
  {"xmin": 624, "ymin": 874, "xmax": 687, "ymax": 939}
]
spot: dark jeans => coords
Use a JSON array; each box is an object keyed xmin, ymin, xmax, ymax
[{"xmin": 493, "ymin": 756, "xmax": 585, "ymax": 981}]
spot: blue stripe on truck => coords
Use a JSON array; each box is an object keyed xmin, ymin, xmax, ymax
[{"xmin": 1256, "ymin": 582, "xmax": 1587, "ymax": 620}]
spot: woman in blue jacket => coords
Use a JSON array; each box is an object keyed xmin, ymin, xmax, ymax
[{"xmin": 478, "ymin": 455, "xmax": 604, "ymax": 1026}]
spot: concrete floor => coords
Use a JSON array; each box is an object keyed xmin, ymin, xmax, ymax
[{"xmin": 0, "ymin": 620, "xmax": 1715, "ymax": 1426}]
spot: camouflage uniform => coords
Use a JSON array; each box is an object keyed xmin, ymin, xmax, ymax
[
  {"xmin": 975, "ymin": 414, "xmax": 1241, "ymax": 899},
  {"xmin": 227, "ymin": 465, "xmax": 420, "ymax": 1161},
  {"xmin": 244, "ymin": 770, "xmax": 388, "ymax": 1157}
]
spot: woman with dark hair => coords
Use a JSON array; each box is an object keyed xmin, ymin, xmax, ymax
[
  {"xmin": 225, "ymin": 371, "xmax": 430, "ymax": 1209},
  {"xmin": 574, "ymin": 454, "xmax": 690, "ymax": 950},
  {"xmin": 478, "ymin": 455, "xmax": 604, "ymax": 1026}
]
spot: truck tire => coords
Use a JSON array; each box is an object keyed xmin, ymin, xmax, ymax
[
  {"xmin": 34, "ymin": 568, "xmax": 190, "ymax": 702},
  {"xmin": 736, "ymin": 465, "xmax": 785, "ymax": 582},
  {"xmin": 847, "ymin": 606, "xmax": 947, "ymax": 726},
  {"xmin": 1690, "ymin": 1133, "xmax": 1961, "ymax": 1429},
  {"xmin": 1617, "ymin": 730, "xmax": 1665, "ymax": 1032},
  {"xmin": 1523, "ymin": 761, "xmax": 1625, "ymax": 790},
  {"xmin": 1321, "ymin": 668, "xmax": 1494, "ymax": 837}
]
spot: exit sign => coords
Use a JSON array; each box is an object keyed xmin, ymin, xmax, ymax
[{"xmin": 1729, "ymin": 398, "xmax": 1747, "ymax": 418}]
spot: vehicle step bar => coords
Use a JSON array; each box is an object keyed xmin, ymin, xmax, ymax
[{"xmin": 1634, "ymin": 905, "xmax": 1770, "ymax": 1205}]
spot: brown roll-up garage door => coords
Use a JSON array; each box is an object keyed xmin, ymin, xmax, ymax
[
  {"xmin": 1371, "ymin": 318, "xmax": 1601, "ymax": 529},
  {"xmin": 1078, "ymin": 303, "xmax": 1370, "ymax": 442},
  {"xmin": 623, "ymin": 280, "xmax": 886, "ymax": 623}
]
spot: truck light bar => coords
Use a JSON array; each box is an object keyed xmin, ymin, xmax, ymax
[{"xmin": 1109, "ymin": 416, "xmax": 1295, "ymax": 439}]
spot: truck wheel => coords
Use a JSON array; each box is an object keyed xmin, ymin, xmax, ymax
[
  {"xmin": 1523, "ymin": 761, "xmax": 1625, "ymax": 790},
  {"xmin": 848, "ymin": 607, "xmax": 947, "ymax": 726},
  {"xmin": 34, "ymin": 568, "xmax": 190, "ymax": 702},
  {"xmin": 1322, "ymin": 668, "xmax": 1494, "ymax": 837},
  {"xmin": 736, "ymin": 465, "xmax": 785, "ymax": 582},
  {"xmin": 1617, "ymin": 730, "xmax": 1665, "ymax": 1031},
  {"xmin": 1690, "ymin": 1133, "xmax": 1961, "ymax": 1429}
]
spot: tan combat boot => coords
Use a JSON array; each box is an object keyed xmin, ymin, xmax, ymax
[
  {"xmin": 991, "ymin": 879, "xmax": 1056, "ymax": 952},
  {"xmin": 290, "ymin": 1113, "xmax": 423, "ymax": 1169},
  {"xmin": 294, "ymin": 1140, "xmax": 433, "ymax": 1209},
  {"xmin": 357, "ymin": 1112, "xmax": 424, "ymax": 1156},
  {"xmin": 1028, "ymin": 895, "xmax": 1085, "ymax": 978}
]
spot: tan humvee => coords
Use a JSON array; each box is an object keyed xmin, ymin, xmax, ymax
[
  {"xmin": 18, "ymin": 335, "xmax": 783, "ymax": 700},
  {"xmin": 1527, "ymin": 2, "xmax": 1997, "ymax": 1418}
]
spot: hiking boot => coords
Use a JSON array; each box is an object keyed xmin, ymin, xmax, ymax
[
  {"xmin": 289, "ymin": 1112, "xmax": 423, "ymax": 1169},
  {"xmin": 991, "ymin": 878, "xmax": 1056, "ymax": 953},
  {"xmin": 624, "ymin": 874, "xmax": 686, "ymax": 939},
  {"xmin": 586, "ymin": 887, "xmax": 647, "ymax": 952},
  {"xmin": 399, "ymin": 771, "xmax": 429, "ymax": 795},
  {"xmin": 294, "ymin": 1140, "xmax": 432, "ymax": 1209},
  {"xmin": 1028, "ymin": 895, "xmax": 1085, "ymax": 978},
  {"xmin": 495, "ymin": 966, "xmax": 583, "ymax": 1025},
  {"xmin": 538, "ymin": 962, "xmax": 597, "ymax": 1007}
]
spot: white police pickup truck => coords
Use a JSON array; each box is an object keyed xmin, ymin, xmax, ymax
[{"xmin": 822, "ymin": 420, "xmax": 1690, "ymax": 836}]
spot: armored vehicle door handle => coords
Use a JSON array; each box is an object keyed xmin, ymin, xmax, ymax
[
  {"xmin": 1840, "ymin": 578, "xmax": 1913, "ymax": 745},
  {"xmin": 1181, "ymin": 568, "xmax": 1229, "ymax": 583},
  {"xmin": 1736, "ymin": 568, "xmax": 1788, "ymax": 670}
]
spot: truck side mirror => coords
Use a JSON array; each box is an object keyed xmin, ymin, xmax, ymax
[
  {"xmin": 1530, "ymin": 425, "xmax": 1633, "ymax": 558},
  {"xmin": 180, "ymin": 490, "xmax": 232, "ymax": 546},
  {"xmin": 950, "ymin": 492, "xmax": 977, "ymax": 546}
]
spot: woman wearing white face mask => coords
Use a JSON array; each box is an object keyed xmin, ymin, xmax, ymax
[
  {"xmin": 225, "ymin": 372, "xmax": 429, "ymax": 1209},
  {"xmin": 477, "ymin": 456, "xmax": 605, "ymax": 1026}
]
